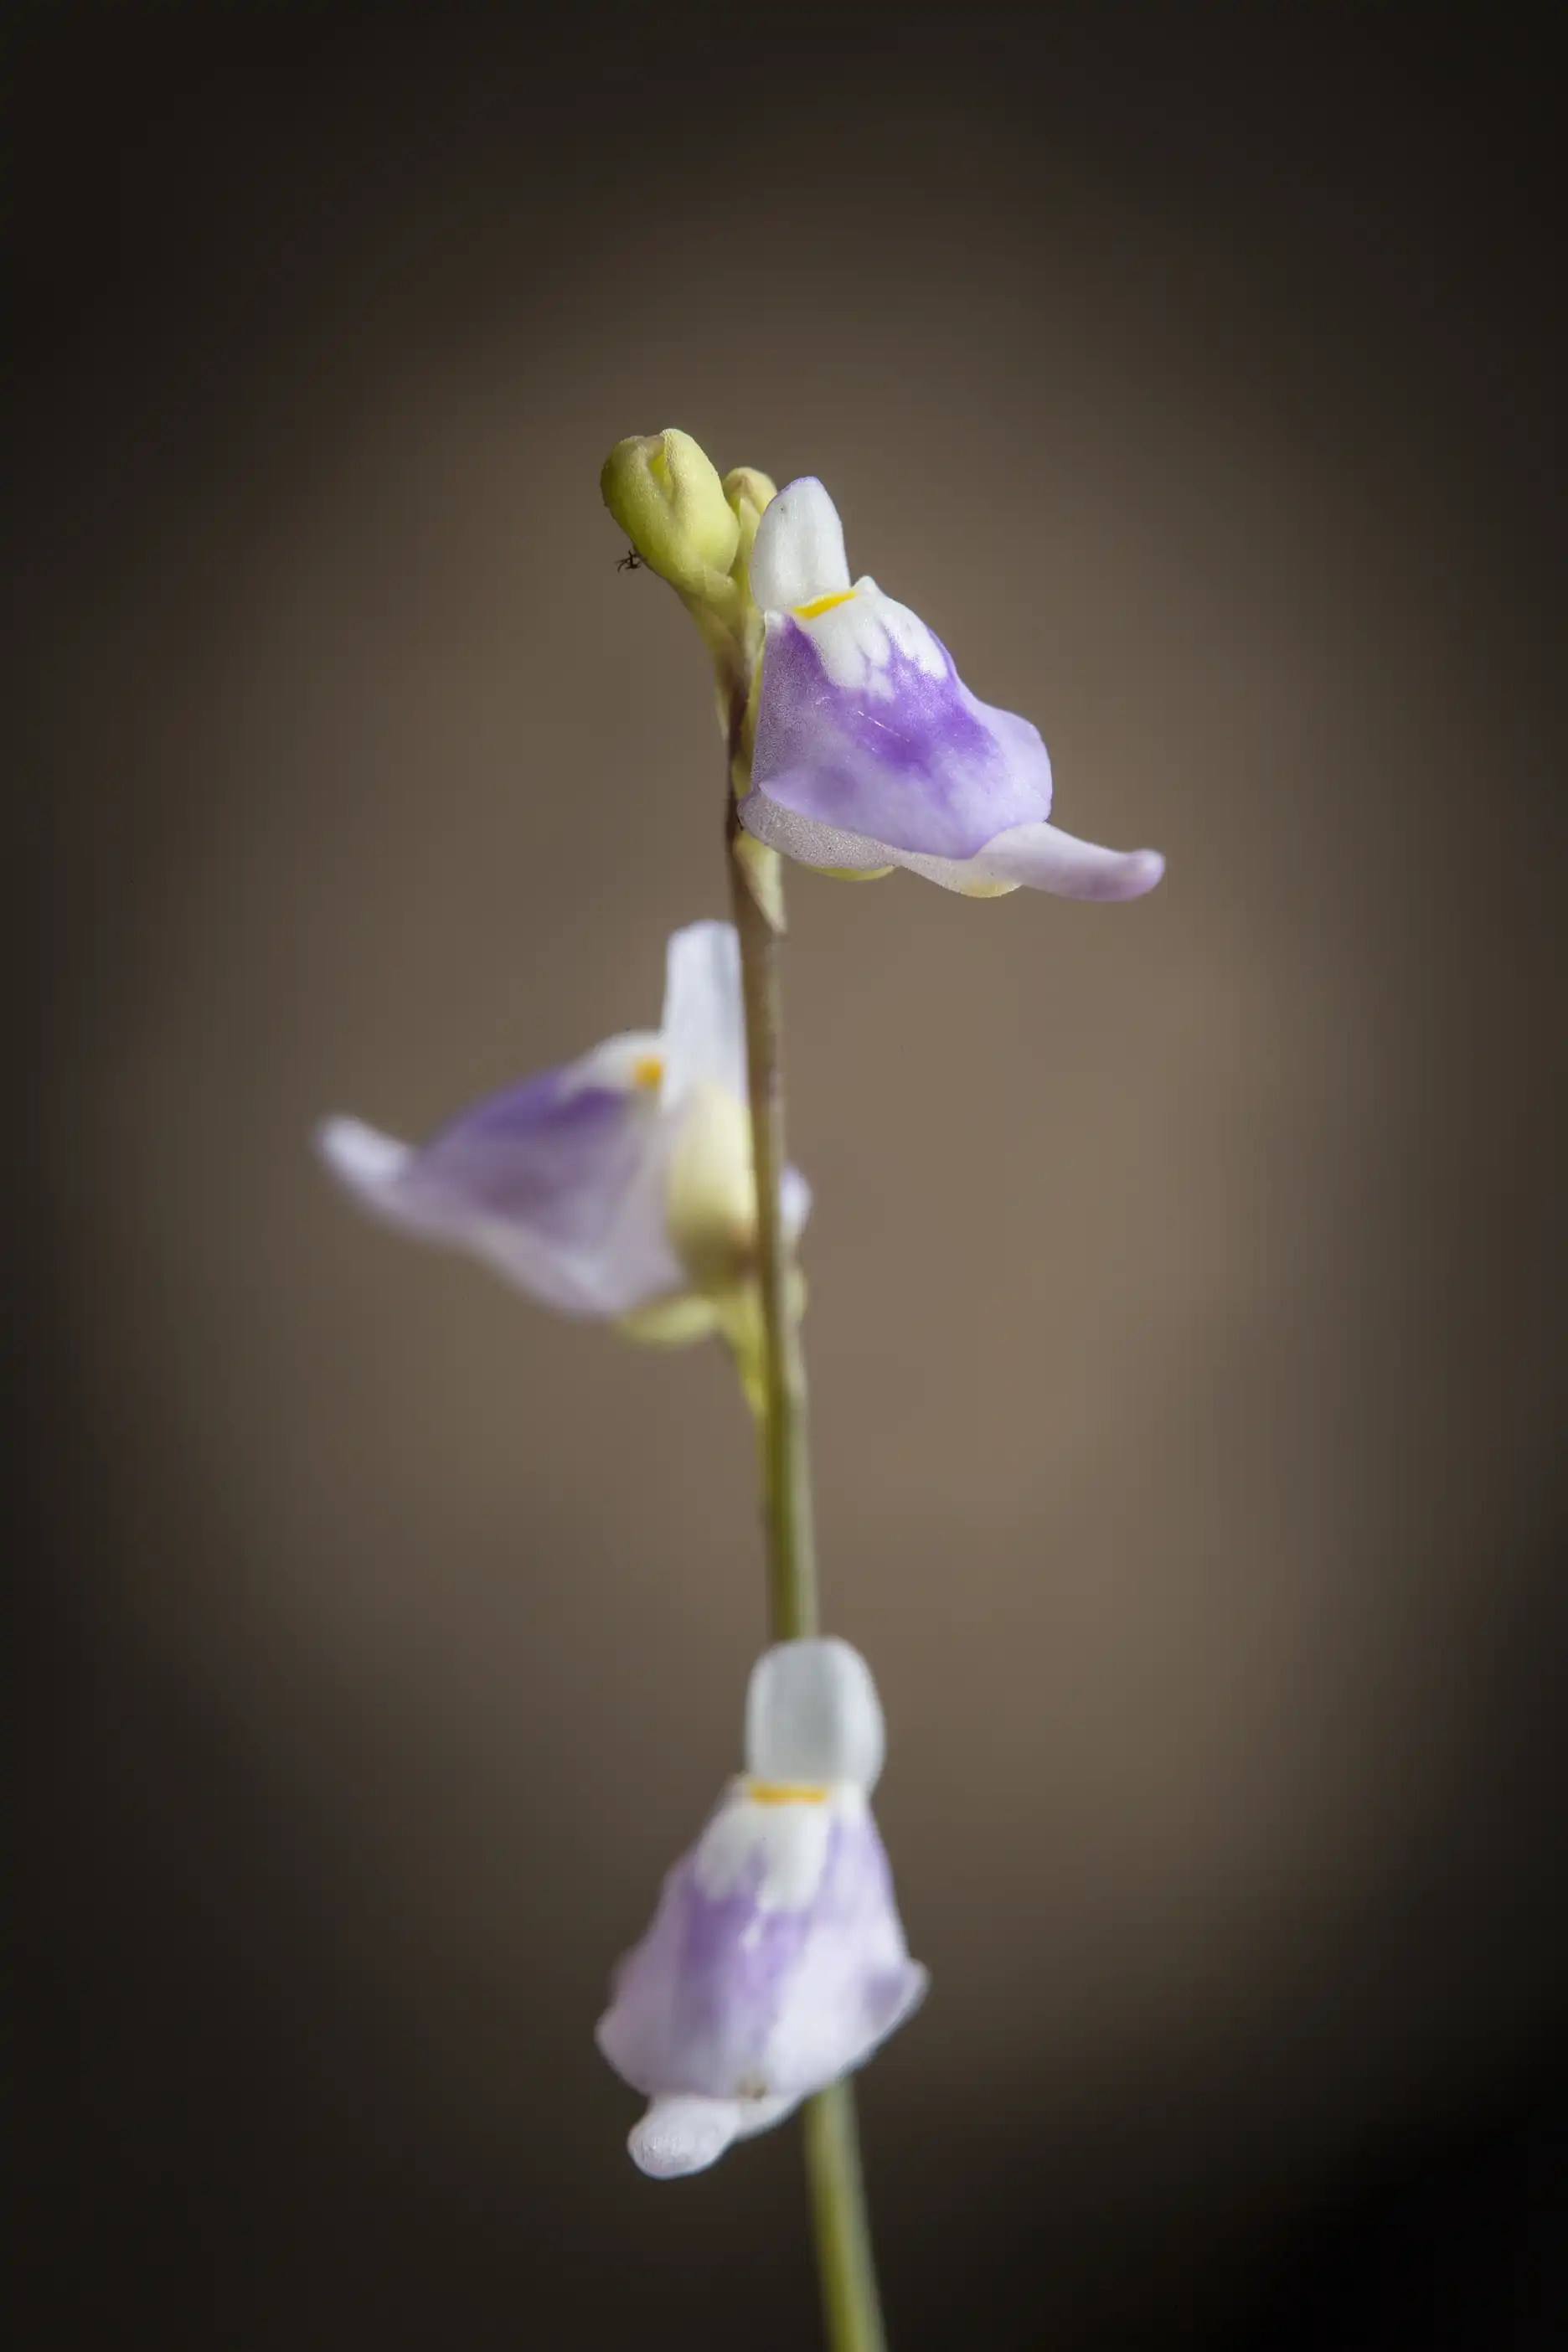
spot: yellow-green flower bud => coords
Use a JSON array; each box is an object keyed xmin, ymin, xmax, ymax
[
  {"xmin": 601, "ymin": 429, "xmax": 739, "ymax": 597},
  {"xmin": 723, "ymin": 466, "xmax": 777, "ymax": 569}
]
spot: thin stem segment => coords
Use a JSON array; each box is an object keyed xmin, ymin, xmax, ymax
[
  {"xmin": 725, "ymin": 805, "xmax": 818, "ymax": 1643},
  {"xmin": 725, "ymin": 730, "xmax": 887, "ymax": 2352},
  {"xmin": 804, "ymin": 2083, "xmax": 887, "ymax": 2352}
]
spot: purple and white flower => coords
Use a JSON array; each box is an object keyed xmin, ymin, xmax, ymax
[
  {"xmin": 317, "ymin": 921, "xmax": 807, "ymax": 1333},
  {"xmin": 738, "ymin": 476, "xmax": 1165, "ymax": 901},
  {"xmin": 597, "ymin": 1638, "xmax": 927, "ymax": 2179}
]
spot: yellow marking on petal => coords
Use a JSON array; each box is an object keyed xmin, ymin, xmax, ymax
[
  {"xmin": 793, "ymin": 591, "xmax": 856, "ymax": 620},
  {"xmin": 631, "ymin": 1054, "xmax": 664, "ymax": 1089},
  {"xmin": 745, "ymin": 1779, "xmax": 830, "ymax": 1805}
]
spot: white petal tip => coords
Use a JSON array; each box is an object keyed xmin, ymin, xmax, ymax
[
  {"xmin": 1113, "ymin": 848, "xmax": 1166, "ymax": 899},
  {"xmin": 885, "ymin": 1962, "xmax": 931, "ymax": 2035},
  {"xmin": 315, "ymin": 1115, "xmax": 411, "ymax": 1191},
  {"xmin": 667, "ymin": 917, "xmax": 740, "ymax": 966},
  {"xmin": 660, "ymin": 921, "xmax": 745, "ymax": 1106},
  {"xmin": 628, "ymin": 2097, "xmax": 741, "ymax": 2179}
]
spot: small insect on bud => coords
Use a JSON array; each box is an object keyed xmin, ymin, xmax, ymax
[{"xmin": 600, "ymin": 430, "xmax": 740, "ymax": 597}]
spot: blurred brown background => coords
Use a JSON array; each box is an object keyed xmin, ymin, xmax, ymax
[{"xmin": 12, "ymin": 8, "xmax": 1565, "ymax": 2347}]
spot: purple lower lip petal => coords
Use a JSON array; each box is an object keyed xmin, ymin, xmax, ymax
[
  {"xmin": 598, "ymin": 1789, "xmax": 925, "ymax": 2129},
  {"xmin": 751, "ymin": 612, "xmax": 1053, "ymax": 860}
]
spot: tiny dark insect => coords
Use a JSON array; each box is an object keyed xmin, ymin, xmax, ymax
[{"xmin": 616, "ymin": 548, "xmax": 642, "ymax": 572}]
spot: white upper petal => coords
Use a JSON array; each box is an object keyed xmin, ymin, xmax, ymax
[
  {"xmin": 750, "ymin": 477, "xmax": 852, "ymax": 614},
  {"xmin": 658, "ymin": 921, "xmax": 745, "ymax": 1108},
  {"xmin": 745, "ymin": 1638, "xmax": 885, "ymax": 1795}
]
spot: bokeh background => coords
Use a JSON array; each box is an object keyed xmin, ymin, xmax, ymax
[{"xmin": 14, "ymin": 8, "xmax": 1565, "ymax": 2346}]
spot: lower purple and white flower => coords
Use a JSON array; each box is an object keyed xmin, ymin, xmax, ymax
[
  {"xmin": 738, "ymin": 475, "xmax": 1165, "ymax": 902},
  {"xmin": 316, "ymin": 921, "xmax": 807, "ymax": 1338},
  {"xmin": 597, "ymin": 1638, "xmax": 927, "ymax": 2179}
]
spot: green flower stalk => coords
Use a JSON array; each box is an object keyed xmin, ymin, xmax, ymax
[{"xmin": 601, "ymin": 429, "xmax": 894, "ymax": 2352}]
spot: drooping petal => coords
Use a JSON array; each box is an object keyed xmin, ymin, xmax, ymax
[
  {"xmin": 317, "ymin": 1039, "xmax": 684, "ymax": 1318},
  {"xmin": 627, "ymin": 2091, "xmax": 801, "ymax": 2180},
  {"xmin": 900, "ymin": 822, "xmax": 1166, "ymax": 900},
  {"xmin": 739, "ymin": 477, "xmax": 1163, "ymax": 901},
  {"xmin": 749, "ymin": 476, "xmax": 852, "ymax": 615},
  {"xmin": 627, "ymin": 2095, "xmax": 742, "ymax": 2179}
]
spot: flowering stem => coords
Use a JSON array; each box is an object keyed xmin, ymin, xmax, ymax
[
  {"xmin": 725, "ymin": 783, "xmax": 888, "ymax": 2352},
  {"xmin": 804, "ymin": 2083, "xmax": 885, "ymax": 2352},
  {"xmin": 725, "ymin": 812, "xmax": 818, "ymax": 1643}
]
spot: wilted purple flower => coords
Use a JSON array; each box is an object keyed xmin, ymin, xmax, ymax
[
  {"xmin": 597, "ymin": 1638, "xmax": 927, "ymax": 2179},
  {"xmin": 317, "ymin": 921, "xmax": 807, "ymax": 1338},
  {"xmin": 737, "ymin": 476, "xmax": 1165, "ymax": 902}
]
